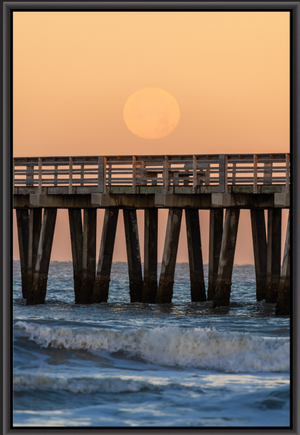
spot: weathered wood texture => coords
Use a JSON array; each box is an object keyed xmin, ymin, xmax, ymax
[
  {"xmin": 68, "ymin": 209, "xmax": 83, "ymax": 303},
  {"xmin": 93, "ymin": 208, "xmax": 119, "ymax": 303},
  {"xmin": 265, "ymin": 209, "xmax": 282, "ymax": 303},
  {"xmin": 207, "ymin": 209, "xmax": 223, "ymax": 300},
  {"xmin": 156, "ymin": 208, "xmax": 183, "ymax": 303},
  {"xmin": 250, "ymin": 209, "xmax": 267, "ymax": 301},
  {"xmin": 26, "ymin": 208, "xmax": 57, "ymax": 305},
  {"xmin": 213, "ymin": 208, "xmax": 240, "ymax": 308},
  {"xmin": 28, "ymin": 208, "xmax": 42, "ymax": 293},
  {"xmin": 185, "ymin": 209, "xmax": 206, "ymax": 302},
  {"xmin": 81, "ymin": 209, "xmax": 97, "ymax": 304},
  {"xmin": 14, "ymin": 153, "xmax": 290, "ymax": 195},
  {"xmin": 276, "ymin": 212, "xmax": 290, "ymax": 315},
  {"xmin": 143, "ymin": 208, "xmax": 158, "ymax": 303},
  {"xmin": 16, "ymin": 209, "xmax": 29, "ymax": 298},
  {"xmin": 123, "ymin": 209, "xmax": 143, "ymax": 302}
]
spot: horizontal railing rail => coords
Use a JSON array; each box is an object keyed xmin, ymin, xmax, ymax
[{"xmin": 13, "ymin": 153, "xmax": 290, "ymax": 194}]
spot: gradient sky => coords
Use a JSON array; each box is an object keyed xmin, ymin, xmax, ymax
[{"xmin": 13, "ymin": 11, "xmax": 290, "ymax": 264}]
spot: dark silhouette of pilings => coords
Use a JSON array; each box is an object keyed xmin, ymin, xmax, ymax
[
  {"xmin": 16, "ymin": 209, "xmax": 29, "ymax": 299},
  {"xmin": 156, "ymin": 208, "xmax": 182, "ymax": 303},
  {"xmin": 266, "ymin": 209, "xmax": 282, "ymax": 303},
  {"xmin": 213, "ymin": 208, "xmax": 240, "ymax": 308},
  {"xmin": 16, "ymin": 205, "xmax": 290, "ymax": 311},
  {"xmin": 123, "ymin": 209, "xmax": 143, "ymax": 302},
  {"xmin": 81, "ymin": 209, "xmax": 97, "ymax": 303},
  {"xmin": 250, "ymin": 209, "xmax": 267, "ymax": 301},
  {"xmin": 276, "ymin": 212, "xmax": 290, "ymax": 315},
  {"xmin": 68, "ymin": 208, "xmax": 97, "ymax": 304},
  {"xmin": 26, "ymin": 208, "xmax": 57, "ymax": 305},
  {"xmin": 185, "ymin": 209, "xmax": 206, "ymax": 302},
  {"xmin": 93, "ymin": 208, "xmax": 119, "ymax": 303},
  {"xmin": 207, "ymin": 209, "xmax": 223, "ymax": 300},
  {"xmin": 143, "ymin": 208, "xmax": 158, "ymax": 303},
  {"xmin": 68, "ymin": 208, "xmax": 83, "ymax": 303}
]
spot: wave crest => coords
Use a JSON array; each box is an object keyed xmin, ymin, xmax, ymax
[{"xmin": 15, "ymin": 321, "xmax": 289, "ymax": 373}]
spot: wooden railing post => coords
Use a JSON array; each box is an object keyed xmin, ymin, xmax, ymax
[
  {"xmin": 205, "ymin": 164, "xmax": 210, "ymax": 186},
  {"xmin": 164, "ymin": 156, "xmax": 169, "ymax": 194},
  {"xmin": 38, "ymin": 158, "xmax": 42, "ymax": 194},
  {"xmin": 97, "ymin": 156, "xmax": 106, "ymax": 193},
  {"xmin": 103, "ymin": 157, "xmax": 107, "ymax": 194},
  {"xmin": 132, "ymin": 156, "xmax": 137, "ymax": 193},
  {"xmin": 108, "ymin": 164, "xmax": 112, "ymax": 188},
  {"xmin": 219, "ymin": 154, "xmax": 228, "ymax": 193},
  {"xmin": 232, "ymin": 163, "xmax": 236, "ymax": 185},
  {"xmin": 141, "ymin": 161, "xmax": 147, "ymax": 186},
  {"xmin": 26, "ymin": 164, "xmax": 34, "ymax": 187},
  {"xmin": 264, "ymin": 162, "xmax": 272, "ymax": 185},
  {"xmin": 54, "ymin": 164, "xmax": 58, "ymax": 187},
  {"xmin": 285, "ymin": 153, "xmax": 290, "ymax": 193},
  {"xmin": 69, "ymin": 157, "xmax": 73, "ymax": 194},
  {"xmin": 13, "ymin": 159, "xmax": 15, "ymax": 192},
  {"xmin": 193, "ymin": 155, "xmax": 197, "ymax": 193},
  {"xmin": 253, "ymin": 155, "xmax": 258, "ymax": 193},
  {"xmin": 81, "ymin": 164, "xmax": 84, "ymax": 186}
]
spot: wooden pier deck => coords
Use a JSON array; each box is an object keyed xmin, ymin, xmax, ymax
[{"xmin": 13, "ymin": 153, "xmax": 290, "ymax": 314}]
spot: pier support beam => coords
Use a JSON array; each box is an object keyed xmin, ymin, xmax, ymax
[
  {"xmin": 207, "ymin": 209, "xmax": 223, "ymax": 300},
  {"xmin": 68, "ymin": 209, "xmax": 83, "ymax": 303},
  {"xmin": 276, "ymin": 212, "xmax": 290, "ymax": 315},
  {"xmin": 27, "ymin": 209, "xmax": 42, "ymax": 293},
  {"xmin": 143, "ymin": 208, "xmax": 158, "ymax": 303},
  {"xmin": 213, "ymin": 208, "xmax": 240, "ymax": 308},
  {"xmin": 81, "ymin": 209, "xmax": 97, "ymax": 304},
  {"xmin": 266, "ymin": 209, "xmax": 282, "ymax": 303},
  {"xmin": 93, "ymin": 208, "xmax": 119, "ymax": 303},
  {"xmin": 123, "ymin": 209, "xmax": 143, "ymax": 302},
  {"xmin": 185, "ymin": 209, "xmax": 206, "ymax": 302},
  {"xmin": 250, "ymin": 209, "xmax": 267, "ymax": 301},
  {"xmin": 16, "ymin": 209, "xmax": 29, "ymax": 299},
  {"xmin": 26, "ymin": 208, "xmax": 57, "ymax": 305},
  {"xmin": 156, "ymin": 208, "xmax": 182, "ymax": 304}
]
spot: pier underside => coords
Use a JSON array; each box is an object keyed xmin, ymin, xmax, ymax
[{"xmin": 14, "ymin": 190, "xmax": 290, "ymax": 315}]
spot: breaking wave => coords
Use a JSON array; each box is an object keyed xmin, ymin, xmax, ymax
[{"xmin": 15, "ymin": 321, "xmax": 289, "ymax": 373}]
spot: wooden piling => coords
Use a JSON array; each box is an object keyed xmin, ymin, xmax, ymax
[
  {"xmin": 26, "ymin": 208, "xmax": 57, "ymax": 305},
  {"xmin": 213, "ymin": 208, "xmax": 240, "ymax": 308},
  {"xmin": 16, "ymin": 209, "xmax": 29, "ymax": 299},
  {"xmin": 93, "ymin": 208, "xmax": 119, "ymax": 303},
  {"xmin": 143, "ymin": 208, "xmax": 158, "ymax": 303},
  {"xmin": 266, "ymin": 209, "xmax": 281, "ymax": 303},
  {"xmin": 250, "ymin": 209, "xmax": 267, "ymax": 301},
  {"xmin": 68, "ymin": 209, "xmax": 83, "ymax": 303},
  {"xmin": 185, "ymin": 209, "xmax": 206, "ymax": 302},
  {"xmin": 27, "ymin": 209, "xmax": 42, "ymax": 292},
  {"xmin": 81, "ymin": 208, "xmax": 97, "ymax": 304},
  {"xmin": 156, "ymin": 208, "xmax": 182, "ymax": 304},
  {"xmin": 123, "ymin": 209, "xmax": 143, "ymax": 302},
  {"xmin": 207, "ymin": 209, "xmax": 223, "ymax": 300},
  {"xmin": 275, "ymin": 212, "xmax": 290, "ymax": 315}
]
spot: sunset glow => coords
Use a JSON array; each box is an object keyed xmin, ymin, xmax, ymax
[{"xmin": 13, "ymin": 11, "xmax": 290, "ymax": 263}]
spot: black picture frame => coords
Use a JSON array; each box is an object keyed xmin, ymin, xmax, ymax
[{"xmin": 2, "ymin": 1, "xmax": 299, "ymax": 434}]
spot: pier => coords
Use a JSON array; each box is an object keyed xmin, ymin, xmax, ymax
[{"xmin": 13, "ymin": 153, "xmax": 290, "ymax": 314}]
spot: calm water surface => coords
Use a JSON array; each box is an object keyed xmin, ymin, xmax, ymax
[{"xmin": 13, "ymin": 261, "xmax": 290, "ymax": 427}]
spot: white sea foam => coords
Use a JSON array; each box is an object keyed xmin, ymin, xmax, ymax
[
  {"xmin": 15, "ymin": 321, "xmax": 289, "ymax": 373},
  {"xmin": 13, "ymin": 373, "xmax": 153, "ymax": 394}
]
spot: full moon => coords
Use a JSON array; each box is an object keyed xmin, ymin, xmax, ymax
[{"xmin": 123, "ymin": 88, "xmax": 180, "ymax": 139}]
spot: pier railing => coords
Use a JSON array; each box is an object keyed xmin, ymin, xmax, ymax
[{"xmin": 13, "ymin": 153, "xmax": 290, "ymax": 194}]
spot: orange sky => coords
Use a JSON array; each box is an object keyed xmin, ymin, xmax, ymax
[{"xmin": 13, "ymin": 11, "xmax": 290, "ymax": 264}]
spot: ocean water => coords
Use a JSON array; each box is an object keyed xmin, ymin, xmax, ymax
[{"xmin": 13, "ymin": 261, "xmax": 290, "ymax": 428}]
